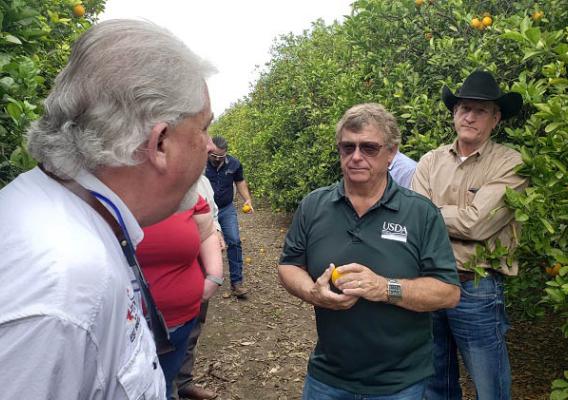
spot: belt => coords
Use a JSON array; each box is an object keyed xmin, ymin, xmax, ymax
[{"xmin": 458, "ymin": 269, "xmax": 498, "ymax": 283}]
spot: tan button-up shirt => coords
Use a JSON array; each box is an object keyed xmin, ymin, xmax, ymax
[{"xmin": 412, "ymin": 139, "xmax": 527, "ymax": 276}]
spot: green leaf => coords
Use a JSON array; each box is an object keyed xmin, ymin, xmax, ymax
[
  {"xmin": 6, "ymin": 102, "xmax": 22, "ymax": 121},
  {"xmin": 501, "ymin": 31, "xmax": 525, "ymax": 43},
  {"xmin": 3, "ymin": 34, "xmax": 22, "ymax": 45},
  {"xmin": 540, "ymin": 218, "xmax": 555, "ymax": 233}
]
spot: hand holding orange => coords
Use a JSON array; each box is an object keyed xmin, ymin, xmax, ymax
[{"xmin": 242, "ymin": 204, "xmax": 252, "ymax": 213}]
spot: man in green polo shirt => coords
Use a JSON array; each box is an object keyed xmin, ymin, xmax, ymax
[{"xmin": 278, "ymin": 103, "xmax": 460, "ymax": 399}]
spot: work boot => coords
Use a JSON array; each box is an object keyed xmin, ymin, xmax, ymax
[
  {"xmin": 178, "ymin": 384, "xmax": 217, "ymax": 400},
  {"xmin": 231, "ymin": 283, "xmax": 249, "ymax": 299}
]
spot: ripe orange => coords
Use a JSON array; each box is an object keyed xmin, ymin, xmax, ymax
[
  {"xmin": 73, "ymin": 4, "xmax": 85, "ymax": 17},
  {"xmin": 531, "ymin": 11, "xmax": 544, "ymax": 21},
  {"xmin": 415, "ymin": 0, "xmax": 424, "ymax": 6},
  {"xmin": 471, "ymin": 18, "xmax": 482, "ymax": 30},
  {"xmin": 331, "ymin": 268, "xmax": 343, "ymax": 286},
  {"xmin": 242, "ymin": 204, "xmax": 252, "ymax": 213},
  {"xmin": 482, "ymin": 16, "xmax": 493, "ymax": 26}
]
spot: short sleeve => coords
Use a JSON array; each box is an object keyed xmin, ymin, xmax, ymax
[
  {"xmin": 279, "ymin": 201, "xmax": 308, "ymax": 268},
  {"xmin": 420, "ymin": 206, "xmax": 459, "ymax": 285}
]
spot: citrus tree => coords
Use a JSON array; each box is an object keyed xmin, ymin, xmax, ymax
[
  {"xmin": 211, "ymin": 0, "xmax": 567, "ymax": 396},
  {"xmin": 0, "ymin": 0, "xmax": 106, "ymax": 186}
]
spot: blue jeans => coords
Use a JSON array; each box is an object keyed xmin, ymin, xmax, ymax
[
  {"xmin": 158, "ymin": 318, "xmax": 197, "ymax": 400},
  {"xmin": 302, "ymin": 374, "xmax": 426, "ymax": 400},
  {"xmin": 218, "ymin": 203, "xmax": 243, "ymax": 285},
  {"xmin": 425, "ymin": 275, "xmax": 511, "ymax": 400}
]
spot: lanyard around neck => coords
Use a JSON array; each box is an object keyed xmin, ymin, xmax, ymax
[{"xmin": 38, "ymin": 165, "xmax": 174, "ymax": 355}]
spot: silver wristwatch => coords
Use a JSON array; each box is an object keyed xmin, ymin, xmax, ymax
[
  {"xmin": 387, "ymin": 279, "xmax": 402, "ymax": 303},
  {"xmin": 206, "ymin": 274, "xmax": 224, "ymax": 286}
]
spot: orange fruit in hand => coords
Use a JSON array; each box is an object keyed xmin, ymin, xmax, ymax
[
  {"xmin": 331, "ymin": 267, "xmax": 343, "ymax": 286},
  {"xmin": 73, "ymin": 4, "xmax": 85, "ymax": 17},
  {"xmin": 242, "ymin": 204, "xmax": 252, "ymax": 213}
]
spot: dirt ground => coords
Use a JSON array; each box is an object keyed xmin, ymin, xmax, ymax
[{"xmin": 189, "ymin": 204, "xmax": 567, "ymax": 400}]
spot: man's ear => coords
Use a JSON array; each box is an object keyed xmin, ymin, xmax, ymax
[
  {"xmin": 147, "ymin": 122, "xmax": 169, "ymax": 173},
  {"xmin": 493, "ymin": 110, "xmax": 502, "ymax": 128},
  {"xmin": 387, "ymin": 144, "xmax": 398, "ymax": 166}
]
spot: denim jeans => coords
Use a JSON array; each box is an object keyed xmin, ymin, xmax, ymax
[
  {"xmin": 302, "ymin": 374, "xmax": 426, "ymax": 400},
  {"xmin": 425, "ymin": 275, "xmax": 511, "ymax": 400},
  {"xmin": 218, "ymin": 203, "xmax": 243, "ymax": 285},
  {"xmin": 158, "ymin": 318, "xmax": 198, "ymax": 400}
]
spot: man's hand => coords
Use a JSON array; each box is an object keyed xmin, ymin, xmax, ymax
[
  {"xmin": 309, "ymin": 265, "xmax": 359, "ymax": 310},
  {"xmin": 334, "ymin": 263, "xmax": 388, "ymax": 302}
]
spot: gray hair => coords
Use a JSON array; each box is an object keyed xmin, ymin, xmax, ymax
[
  {"xmin": 28, "ymin": 19, "xmax": 217, "ymax": 178},
  {"xmin": 335, "ymin": 103, "xmax": 401, "ymax": 149},
  {"xmin": 212, "ymin": 135, "xmax": 228, "ymax": 151}
]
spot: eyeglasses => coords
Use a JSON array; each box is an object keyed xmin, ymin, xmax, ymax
[
  {"xmin": 337, "ymin": 141, "xmax": 384, "ymax": 157},
  {"xmin": 209, "ymin": 153, "xmax": 226, "ymax": 160}
]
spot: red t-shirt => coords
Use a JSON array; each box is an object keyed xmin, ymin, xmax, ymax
[{"xmin": 137, "ymin": 196, "xmax": 210, "ymax": 328}]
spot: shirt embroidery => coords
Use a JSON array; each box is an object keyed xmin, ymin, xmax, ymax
[{"xmin": 381, "ymin": 222, "xmax": 408, "ymax": 243}]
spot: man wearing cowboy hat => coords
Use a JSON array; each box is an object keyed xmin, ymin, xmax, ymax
[{"xmin": 412, "ymin": 70, "xmax": 528, "ymax": 399}]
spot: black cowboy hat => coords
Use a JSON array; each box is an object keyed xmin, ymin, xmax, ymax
[{"xmin": 442, "ymin": 70, "xmax": 523, "ymax": 119}]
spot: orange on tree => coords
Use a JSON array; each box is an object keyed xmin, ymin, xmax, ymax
[
  {"xmin": 482, "ymin": 16, "xmax": 493, "ymax": 26},
  {"xmin": 546, "ymin": 263, "xmax": 561, "ymax": 277},
  {"xmin": 531, "ymin": 11, "xmax": 544, "ymax": 21},
  {"xmin": 470, "ymin": 18, "xmax": 483, "ymax": 30},
  {"xmin": 242, "ymin": 204, "xmax": 252, "ymax": 213},
  {"xmin": 72, "ymin": 3, "xmax": 85, "ymax": 17},
  {"xmin": 415, "ymin": 0, "xmax": 424, "ymax": 7}
]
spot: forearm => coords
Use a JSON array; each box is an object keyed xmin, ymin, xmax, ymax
[
  {"xmin": 200, "ymin": 233, "xmax": 223, "ymax": 278},
  {"xmin": 235, "ymin": 180, "xmax": 252, "ymax": 203},
  {"xmin": 278, "ymin": 264, "xmax": 315, "ymax": 305},
  {"xmin": 397, "ymin": 277, "xmax": 460, "ymax": 312}
]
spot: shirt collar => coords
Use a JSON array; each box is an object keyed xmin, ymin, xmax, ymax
[
  {"xmin": 75, "ymin": 169, "xmax": 144, "ymax": 246},
  {"xmin": 331, "ymin": 176, "xmax": 400, "ymax": 212},
  {"xmin": 449, "ymin": 138, "xmax": 493, "ymax": 159}
]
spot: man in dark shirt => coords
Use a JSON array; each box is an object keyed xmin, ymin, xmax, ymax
[
  {"xmin": 279, "ymin": 103, "xmax": 460, "ymax": 399},
  {"xmin": 206, "ymin": 136, "xmax": 253, "ymax": 298}
]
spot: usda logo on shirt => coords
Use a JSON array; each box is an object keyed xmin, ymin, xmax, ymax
[{"xmin": 381, "ymin": 222, "xmax": 408, "ymax": 243}]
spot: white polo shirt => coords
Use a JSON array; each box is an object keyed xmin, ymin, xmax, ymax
[{"xmin": 0, "ymin": 167, "xmax": 166, "ymax": 399}]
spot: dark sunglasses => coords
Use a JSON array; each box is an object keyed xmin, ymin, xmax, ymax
[{"xmin": 337, "ymin": 141, "xmax": 383, "ymax": 157}]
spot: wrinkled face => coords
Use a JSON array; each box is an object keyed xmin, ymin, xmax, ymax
[
  {"xmin": 338, "ymin": 123, "xmax": 396, "ymax": 187},
  {"xmin": 208, "ymin": 145, "xmax": 227, "ymax": 168},
  {"xmin": 453, "ymin": 99, "xmax": 500, "ymax": 151},
  {"xmin": 166, "ymin": 89, "xmax": 213, "ymax": 201}
]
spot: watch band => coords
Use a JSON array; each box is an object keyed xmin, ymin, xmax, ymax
[
  {"xmin": 387, "ymin": 279, "xmax": 402, "ymax": 303},
  {"xmin": 206, "ymin": 274, "xmax": 224, "ymax": 286}
]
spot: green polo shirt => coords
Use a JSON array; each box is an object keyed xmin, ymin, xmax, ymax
[{"xmin": 280, "ymin": 177, "xmax": 458, "ymax": 395}]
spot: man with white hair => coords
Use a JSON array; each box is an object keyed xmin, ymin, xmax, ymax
[{"xmin": 0, "ymin": 19, "xmax": 216, "ymax": 399}]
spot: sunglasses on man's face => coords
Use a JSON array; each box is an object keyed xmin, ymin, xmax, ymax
[
  {"xmin": 209, "ymin": 153, "xmax": 226, "ymax": 160},
  {"xmin": 337, "ymin": 141, "xmax": 384, "ymax": 157}
]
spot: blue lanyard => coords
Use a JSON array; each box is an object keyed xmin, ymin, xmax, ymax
[{"xmin": 90, "ymin": 191, "xmax": 137, "ymax": 266}]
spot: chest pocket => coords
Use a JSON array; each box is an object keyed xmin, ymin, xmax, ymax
[{"xmin": 118, "ymin": 331, "xmax": 165, "ymax": 400}]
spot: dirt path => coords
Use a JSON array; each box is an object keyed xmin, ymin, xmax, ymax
[{"xmin": 190, "ymin": 204, "xmax": 567, "ymax": 400}]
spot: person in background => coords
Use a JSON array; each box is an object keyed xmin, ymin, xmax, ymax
[
  {"xmin": 412, "ymin": 70, "xmax": 527, "ymax": 400},
  {"xmin": 137, "ymin": 182, "xmax": 223, "ymax": 399},
  {"xmin": 388, "ymin": 150, "xmax": 417, "ymax": 189},
  {"xmin": 206, "ymin": 135, "xmax": 253, "ymax": 298},
  {"xmin": 279, "ymin": 103, "xmax": 460, "ymax": 399},
  {"xmin": 174, "ymin": 174, "xmax": 223, "ymax": 400},
  {"xmin": 0, "ymin": 19, "xmax": 215, "ymax": 399}
]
